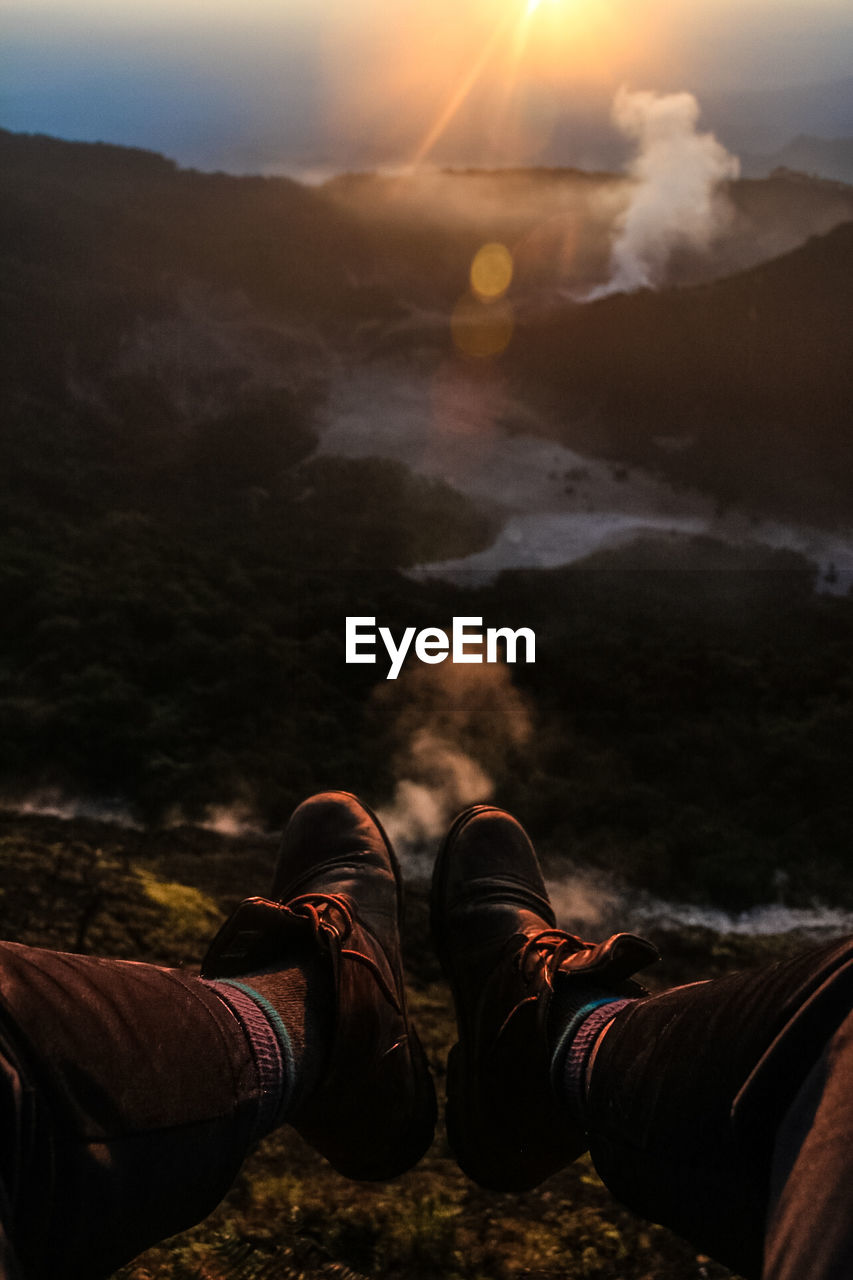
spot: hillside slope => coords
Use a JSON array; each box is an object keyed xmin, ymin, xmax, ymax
[{"xmin": 508, "ymin": 220, "xmax": 853, "ymax": 523}]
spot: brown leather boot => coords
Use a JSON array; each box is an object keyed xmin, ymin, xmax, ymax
[
  {"xmin": 202, "ymin": 791, "xmax": 436, "ymax": 1181},
  {"xmin": 431, "ymin": 804, "xmax": 658, "ymax": 1192}
]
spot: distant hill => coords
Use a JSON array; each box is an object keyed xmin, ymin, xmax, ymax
[
  {"xmin": 323, "ymin": 162, "xmax": 853, "ymax": 294},
  {"xmin": 741, "ymin": 135, "xmax": 853, "ymax": 185},
  {"xmin": 508, "ymin": 219, "xmax": 853, "ymax": 524},
  {"xmin": 3, "ymin": 127, "xmax": 853, "ymax": 529},
  {"xmin": 702, "ymin": 74, "xmax": 853, "ymax": 155},
  {"xmin": 0, "ymin": 128, "xmax": 374, "ymax": 343},
  {"xmin": 0, "ymin": 128, "xmax": 498, "ymax": 820}
]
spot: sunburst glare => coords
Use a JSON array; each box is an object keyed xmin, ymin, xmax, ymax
[
  {"xmin": 413, "ymin": 1, "xmax": 545, "ymax": 166},
  {"xmin": 411, "ymin": 0, "xmax": 621, "ymax": 167}
]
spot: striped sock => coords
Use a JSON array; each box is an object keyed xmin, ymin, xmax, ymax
[
  {"xmin": 205, "ymin": 980, "xmax": 289, "ymax": 1141},
  {"xmin": 549, "ymin": 989, "xmax": 637, "ymax": 1123},
  {"xmin": 204, "ymin": 950, "xmax": 334, "ymax": 1138}
]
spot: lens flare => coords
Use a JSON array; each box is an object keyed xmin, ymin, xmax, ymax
[
  {"xmin": 451, "ymin": 294, "xmax": 515, "ymax": 360},
  {"xmin": 470, "ymin": 242, "xmax": 514, "ymax": 301}
]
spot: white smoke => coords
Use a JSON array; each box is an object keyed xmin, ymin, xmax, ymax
[
  {"xmin": 546, "ymin": 869, "xmax": 853, "ymax": 941},
  {"xmin": 631, "ymin": 898, "xmax": 853, "ymax": 939},
  {"xmin": 377, "ymin": 730, "xmax": 494, "ymax": 876},
  {"xmin": 589, "ymin": 87, "xmax": 740, "ymax": 298},
  {"xmin": 197, "ymin": 803, "xmax": 267, "ymax": 838},
  {"xmin": 546, "ymin": 870, "xmax": 623, "ymax": 934},
  {"xmin": 374, "ymin": 658, "xmax": 533, "ymax": 877},
  {"xmin": 2, "ymin": 789, "xmax": 143, "ymax": 829}
]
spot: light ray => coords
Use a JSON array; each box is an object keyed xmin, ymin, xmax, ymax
[
  {"xmin": 412, "ymin": 7, "xmax": 524, "ymax": 168},
  {"xmin": 489, "ymin": 7, "xmax": 537, "ymax": 155}
]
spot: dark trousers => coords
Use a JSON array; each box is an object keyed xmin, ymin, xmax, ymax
[
  {"xmin": 0, "ymin": 941, "xmax": 264, "ymax": 1280},
  {"xmin": 0, "ymin": 937, "xmax": 852, "ymax": 1279},
  {"xmin": 586, "ymin": 937, "xmax": 853, "ymax": 1279},
  {"xmin": 764, "ymin": 1005, "xmax": 853, "ymax": 1280}
]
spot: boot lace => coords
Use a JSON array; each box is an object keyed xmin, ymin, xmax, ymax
[
  {"xmin": 287, "ymin": 891, "xmax": 355, "ymax": 941},
  {"xmin": 516, "ymin": 928, "xmax": 591, "ymax": 990},
  {"xmin": 287, "ymin": 892, "xmax": 402, "ymax": 1013}
]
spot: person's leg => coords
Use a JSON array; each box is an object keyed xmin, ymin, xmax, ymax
[
  {"xmin": 0, "ymin": 791, "xmax": 435, "ymax": 1280},
  {"xmin": 430, "ymin": 804, "xmax": 659, "ymax": 1193},
  {"xmin": 0, "ymin": 942, "xmax": 275, "ymax": 1280},
  {"xmin": 762, "ymin": 1006, "xmax": 853, "ymax": 1280},
  {"xmin": 432, "ymin": 804, "xmax": 853, "ymax": 1280},
  {"xmin": 581, "ymin": 939, "xmax": 853, "ymax": 1278},
  {"xmin": 201, "ymin": 790, "xmax": 436, "ymax": 1182}
]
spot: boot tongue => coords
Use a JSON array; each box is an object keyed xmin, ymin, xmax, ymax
[
  {"xmin": 558, "ymin": 932, "xmax": 660, "ymax": 982},
  {"xmin": 515, "ymin": 907, "xmax": 559, "ymax": 936}
]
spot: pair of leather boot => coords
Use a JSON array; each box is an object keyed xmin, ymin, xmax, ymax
[{"xmin": 202, "ymin": 791, "xmax": 658, "ymax": 1185}]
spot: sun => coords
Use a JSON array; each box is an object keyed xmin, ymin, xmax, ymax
[{"xmin": 411, "ymin": 0, "xmax": 618, "ymax": 167}]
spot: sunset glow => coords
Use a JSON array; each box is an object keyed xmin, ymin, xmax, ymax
[
  {"xmin": 4, "ymin": 0, "xmax": 851, "ymax": 174},
  {"xmin": 408, "ymin": 0, "xmax": 631, "ymax": 166},
  {"xmin": 412, "ymin": 10, "xmax": 518, "ymax": 167}
]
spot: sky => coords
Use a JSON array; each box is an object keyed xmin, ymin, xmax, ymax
[{"xmin": 3, "ymin": 0, "xmax": 853, "ymax": 174}]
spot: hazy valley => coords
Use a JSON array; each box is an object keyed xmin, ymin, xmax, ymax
[
  {"xmin": 3, "ymin": 124, "xmax": 853, "ymax": 906},
  {"xmin": 3, "ymin": 112, "xmax": 853, "ymax": 1280}
]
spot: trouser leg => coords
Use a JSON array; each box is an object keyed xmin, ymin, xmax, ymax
[
  {"xmin": 0, "ymin": 940, "xmax": 271, "ymax": 1280},
  {"xmin": 763, "ymin": 1006, "xmax": 853, "ymax": 1280},
  {"xmin": 581, "ymin": 937, "xmax": 853, "ymax": 1279}
]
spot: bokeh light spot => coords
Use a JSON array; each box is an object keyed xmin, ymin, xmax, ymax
[
  {"xmin": 451, "ymin": 293, "xmax": 515, "ymax": 359},
  {"xmin": 470, "ymin": 242, "xmax": 514, "ymax": 301}
]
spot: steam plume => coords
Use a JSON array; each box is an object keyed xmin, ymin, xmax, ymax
[
  {"xmin": 375, "ymin": 659, "xmax": 532, "ymax": 876},
  {"xmin": 198, "ymin": 803, "xmax": 266, "ymax": 838},
  {"xmin": 3, "ymin": 789, "xmax": 142, "ymax": 829},
  {"xmin": 547, "ymin": 870, "xmax": 853, "ymax": 941},
  {"xmin": 591, "ymin": 87, "xmax": 740, "ymax": 297},
  {"xmin": 378, "ymin": 730, "xmax": 493, "ymax": 855}
]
